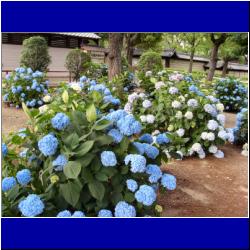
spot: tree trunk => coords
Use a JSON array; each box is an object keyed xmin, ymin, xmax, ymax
[
  {"xmin": 108, "ymin": 33, "xmax": 123, "ymax": 80},
  {"xmin": 207, "ymin": 33, "xmax": 228, "ymax": 81},
  {"xmin": 188, "ymin": 49, "xmax": 195, "ymax": 73},
  {"xmin": 222, "ymin": 60, "xmax": 229, "ymax": 77},
  {"xmin": 207, "ymin": 45, "xmax": 219, "ymax": 81}
]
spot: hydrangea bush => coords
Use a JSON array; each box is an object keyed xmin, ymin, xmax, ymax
[
  {"xmin": 2, "ymin": 78, "xmax": 175, "ymax": 217},
  {"xmin": 3, "ymin": 67, "xmax": 49, "ymax": 108},
  {"xmin": 126, "ymin": 71, "xmax": 234, "ymax": 159},
  {"xmin": 214, "ymin": 77, "xmax": 248, "ymax": 112},
  {"xmin": 233, "ymin": 108, "xmax": 248, "ymax": 145}
]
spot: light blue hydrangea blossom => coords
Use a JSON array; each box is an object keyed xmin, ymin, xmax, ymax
[
  {"xmin": 101, "ymin": 151, "xmax": 117, "ymax": 167},
  {"xmin": 16, "ymin": 169, "xmax": 31, "ymax": 186},
  {"xmin": 18, "ymin": 194, "xmax": 45, "ymax": 217},
  {"xmin": 124, "ymin": 154, "xmax": 146, "ymax": 173},
  {"xmin": 126, "ymin": 179, "xmax": 138, "ymax": 192},
  {"xmin": 51, "ymin": 113, "xmax": 70, "ymax": 130},
  {"xmin": 38, "ymin": 134, "xmax": 58, "ymax": 156},
  {"xmin": 98, "ymin": 209, "xmax": 113, "ymax": 217},
  {"xmin": 2, "ymin": 177, "xmax": 17, "ymax": 192},
  {"xmin": 146, "ymin": 164, "xmax": 162, "ymax": 183},
  {"xmin": 114, "ymin": 201, "xmax": 136, "ymax": 217},
  {"xmin": 161, "ymin": 174, "xmax": 176, "ymax": 190},
  {"xmin": 52, "ymin": 154, "xmax": 68, "ymax": 171},
  {"xmin": 135, "ymin": 185, "xmax": 157, "ymax": 206}
]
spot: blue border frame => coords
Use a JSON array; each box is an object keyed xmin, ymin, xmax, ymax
[
  {"xmin": 1, "ymin": 1, "xmax": 249, "ymax": 32},
  {"xmin": 1, "ymin": 1, "xmax": 249, "ymax": 249},
  {"xmin": 1, "ymin": 218, "xmax": 249, "ymax": 249}
]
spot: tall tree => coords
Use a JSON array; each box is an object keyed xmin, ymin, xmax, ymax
[
  {"xmin": 181, "ymin": 33, "xmax": 203, "ymax": 73},
  {"xmin": 108, "ymin": 33, "xmax": 124, "ymax": 80},
  {"xmin": 207, "ymin": 33, "xmax": 228, "ymax": 81},
  {"xmin": 219, "ymin": 37, "xmax": 241, "ymax": 77},
  {"xmin": 124, "ymin": 33, "xmax": 163, "ymax": 67}
]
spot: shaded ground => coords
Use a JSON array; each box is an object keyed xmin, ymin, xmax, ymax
[{"xmin": 2, "ymin": 107, "xmax": 248, "ymax": 217}]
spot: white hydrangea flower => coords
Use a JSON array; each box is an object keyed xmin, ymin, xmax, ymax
[
  {"xmin": 175, "ymin": 111, "xmax": 183, "ymax": 119},
  {"xmin": 172, "ymin": 100, "xmax": 181, "ymax": 109},
  {"xmin": 184, "ymin": 111, "xmax": 193, "ymax": 120},
  {"xmin": 124, "ymin": 102, "xmax": 133, "ymax": 113},
  {"xmin": 201, "ymin": 132, "xmax": 208, "ymax": 140},
  {"xmin": 42, "ymin": 95, "xmax": 52, "ymax": 103},
  {"xmin": 216, "ymin": 103, "xmax": 224, "ymax": 112},
  {"xmin": 198, "ymin": 152, "xmax": 206, "ymax": 159},
  {"xmin": 70, "ymin": 82, "xmax": 82, "ymax": 92},
  {"xmin": 226, "ymin": 130, "xmax": 234, "ymax": 143},
  {"xmin": 146, "ymin": 114, "xmax": 155, "ymax": 124},
  {"xmin": 142, "ymin": 100, "xmax": 152, "ymax": 109},
  {"xmin": 191, "ymin": 143, "xmax": 202, "ymax": 152},
  {"xmin": 169, "ymin": 87, "xmax": 179, "ymax": 95},
  {"xmin": 176, "ymin": 128, "xmax": 185, "ymax": 137},
  {"xmin": 112, "ymin": 87, "xmax": 117, "ymax": 91},
  {"xmin": 168, "ymin": 124, "xmax": 174, "ymax": 131},
  {"xmin": 145, "ymin": 71, "xmax": 152, "ymax": 77},
  {"xmin": 39, "ymin": 105, "xmax": 48, "ymax": 114},
  {"xmin": 207, "ymin": 132, "xmax": 215, "ymax": 141},
  {"xmin": 178, "ymin": 95, "xmax": 185, "ymax": 102},
  {"xmin": 187, "ymin": 99, "xmax": 198, "ymax": 108},
  {"xmin": 207, "ymin": 120, "xmax": 219, "ymax": 131},
  {"xmin": 140, "ymin": 115, "xmax": 147, "ymax": 123},
  {"xmin": 209, "ymin": 145, "xmax": 218, "ymax": 154},
  {"xmin": 155, "ymin": 81, "xmax": 165, "ymax": 90},
  {"xmin": 128, "ymin": 93, "xmax": 139, "ymax": 103},
  {"xmin": 218, "ymin": 130, "xmax": 228, "ymax": 140}
]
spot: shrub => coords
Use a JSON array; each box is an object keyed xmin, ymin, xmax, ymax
[
  {"xmin": 2, "ymin": 67, "xmax": 49, "ymax": 108},
  {"xmin": 85, "ymin": 62, "xmax": 108, "ymax": 81},
  {"xmin": 20, "ymin": 36, "xmax": 51, "ymax": 72},
  {"xmin": 124, "ymin": 71, "xmax": 234, "ymax": 159},
  {"xmin": 214, "ymin": 77, "xmax": 248, "ymax": 112},
  {"xmin": 2, "ymin": 77, "xmax": 174, "ymax": 217},
  {"xmin": 65, "ymin": 49, "xmax": 91, "ymax": 81},
  {"xmin": 233, "ymin": 108, "xmax": 248, "ymax": 144},
  {"xmin": 137, "ymin": 51, "xmax": 163, "ymax": 76}
]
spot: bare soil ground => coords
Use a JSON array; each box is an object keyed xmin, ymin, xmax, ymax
[{"xmin": 2, "ymin": 108, "xmax": 248, "ymax": 217}]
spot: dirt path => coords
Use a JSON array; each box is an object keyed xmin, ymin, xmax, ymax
[
  {"xmin": 2, "ymin": 108, "xmax": 248, "ymax": 217},
  {"xmin": 2, "ymin": 106, "xmax": 28, "ymax": 136}
]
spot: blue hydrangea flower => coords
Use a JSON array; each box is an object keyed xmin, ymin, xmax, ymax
[
  {"xmin": 124, "ymin": 154, "xmax": 146, "ymax": 173},
  {"xmin": 156, "ymin": 133, "xmax": 170, "ymax": 145},
  {"xmin": 207, "ymin": 120, "xmax": 219, "ymax": 131},
  {"xmin": 105, "ymin": 110, "xmax": 128, "ymax": 123},
  {"xmin": 161, "ymin": 174, "xmax": 176, "ymax": 190},
  {"xmin": 3, "ymin": 93, "xmax": 9, "ymax": 102},
  {"xmin": 2, "ymin": 177, "xmax": 17, "ymax": 192},
  {"xmin": 187, "ymin": 99, "xmax": 198, "ymax": 107},
  {"xmin": 143, "ymin": 144, "xmax": 159, "ymax": 159},
  {"xmin": 108, "ymin": 129, "xmax": 123, "ymax": 143},
  {"xmin": 72, "ymin": 211, "xmax": 85, "ymax": 217},
  {"xmin": 38, "ymin": 134, "xmax": 58, "ymax": 156},
  {"xmin": 16, "ymin": 169, "xmax": 31, "ymax": 186},
  {"xmin": 139, "ymin": 134, "xmax": 153, "ymax": 144},
  {"xmin": 114, "ymin": 201, "xmax": 136, "ymax": 217},
  {"xmin": 51, "ymin": 113, "xmax": 70, "ymax": 130},
  {"xmin": 57, "ymin": 210, "xmax": 71, "ymax": 217},
  {"xmin": 18, "ymin": 194, "xmax": 45, "ymax": 217},
  {"xmin": 2, "ymin": 143, "xmax": 8, "ymax": 157},
  {"xmin": 126, "ymin": 179, "xmax": 138, "ymax": 192},
  {"xmin": 135, "ymin": 185, "xmax": 156, "ymax": 206},
  {"xmin": 117, "ymin": 114, "xmax": 142, "ymax": 136},
  {"xmin": 80, "ymin": 76, "xmax": 87, "ymax": 82},
  {"xmin": 101, "ymin": 151, "xmax": 117, "ymax": 167},
  {"xmin": 52, "ymin": 154, "xmax": 68, "ymax": 171},
  {"xmin": 133, "ymin": 142, "xmax": 145, "ymax": 155},
  {"xmin": 98, "ymin": 209, "xmax": 113, "ymax": 217},
  {"xmin": 11, "ymin": 86, "xmax": 17, "ymax": 94},
  {"xmin": 146, "ymin": 164, "xmax": 162, "ymax": 183}
]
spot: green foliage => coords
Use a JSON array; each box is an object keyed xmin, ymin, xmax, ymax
[
  {"xmin": 20, "ymin": 36, "xmax": 51, "ymax": 72},
  {"xmin": 65, "ymin": 49, "xmax": 91, "ymax": 80},
  {"xmin": 137, "ymin": 51, "xmax": 163, "ymax": 75}
]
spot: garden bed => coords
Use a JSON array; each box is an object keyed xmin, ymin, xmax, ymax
[{"xmin": 2, "ymin": 106, "xmax": 248, "ymax": 217}]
